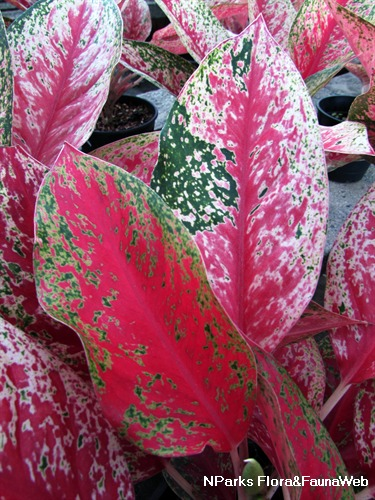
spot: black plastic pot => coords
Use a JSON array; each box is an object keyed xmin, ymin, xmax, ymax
[
  {"xmin": 317, "ymin": 95, "xmax": 370, "ymax": 182},
  {"xmin": 84, "ymin": 95, "xmax": 158, "ymax": 152}
]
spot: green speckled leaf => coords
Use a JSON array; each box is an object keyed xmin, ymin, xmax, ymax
[
  {"xmin": 121, "ymin": 40, "xmax": 195, "ymax": 96},
  {"xmin": 0, "ymin": 16, "xmax": 13, "ymax": 146},
  {"xmin": 33, "ymin": 144, "xmax": 257, "ymax": 456},
  {"xmin": 7, "ymin": 0, "xmax": 122, "ymax": 165},
  {"xmin": 354, "ymin": 379, "xmax": 375, "ymax": 479},
  {"xmin": 152, "ymin": 17, "xmax": 328, "ymax": 351},
  {"xmin": 0, "ymin": 146, "xmax": 85, "ymax": 372},
  {"xmin": 155, "ymin": 0, "xmax": 230, "ymax": 61}
]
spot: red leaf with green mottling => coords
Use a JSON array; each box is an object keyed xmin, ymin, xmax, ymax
[
  {"xmin": 274, "ymin": 338, "xmax": 326, "ymax": 412},
  {"xmin": 289, "ymin": 0, "xmax": 353, "ymax": 92},
  {"xmin": 152, "ymin": 17, "xmax": 328, "ymax": 351},
  {"xmin": 0, "ymin": 317, "xmax": 135, "ymax": 499},
  {"xmin": 7, "ymin": 0, "xmax": 122, "ymax": 166},
  {"xmin": 354, "ymin": 379, "xmax": 375, "ymax": 478},
  {"xmin": 0, "ymin": 16, "xmax": 12, "ymax": 146},
  {"xmin": 91, "ymin": 131, "xmax": 160, "ymax": 185},
  {"xmin": 155, "ymin": 0, "xmax": 230, "ymax": 61},
  {"xmin": 33, "ymin": 144, "xmax": 257, "ymax": 456},
  {"xmin": 0, "ymin": 146, "xmax": 85, "ymax": 372},
  {"xmin": 121, "ymin": 40, "xmax": 195, "ymax": 96},
  {"xmin": 249, "ymin": 346, "xmax": 354, "ymax": 499},
  {"xmin": 325, "ymin": 183, "xmax": 375, "ymax": 386}
]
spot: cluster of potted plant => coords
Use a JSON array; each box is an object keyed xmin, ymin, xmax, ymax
[{"xmin": 1, "ymin": 0, "xmax": 375, "ymax": 499}]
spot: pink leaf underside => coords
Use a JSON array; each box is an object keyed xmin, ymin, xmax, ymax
[
  {"xmin": 274, "ymin": 338, "xmax": 326, "ymax": 412},
  {"xmin": 317, "ymin": 334, "xmax": 341, "ymax": 400},
  {"xmin": 0, "ymin": 16, "xmax": 12, "ymax": 146},
  {"xmin": 121, "ymin": 40, "xmax": 195, "ymax": 96},
  {"xmin": 248, "ymin": 0, "xmax": 297, "ymax": 49},
  {"xmin": 0, "ymin": 146, "xmax": 85, "ymax": 371},
  {"xmin": 152, "ymin": 17, "xmax": 328, "ymax": 352},
  {"xmin": 0, "ymin": 317, "xmax": 135, "ymax": 500},
  {"xmin": 324, "ymin": 0, "xmax": 375, "ymax": 81},
  {"xmin": 289, "ymin": 0, "xmax": 353, "ymax": 80},
  {"xmin": 354, "ymin": 379, "xmax": 375, "ymax": 477},
  {"xmin": 154, "ymin": 0, "xmax": 230, "ymax": 61},
  {"xmin": 90, "ymin": 131, "xmax": 160, "ymax": 186},
  {"xmin": 248, "ymin": 346, "xmax": 354, "ymax": 499},
  {"xmin": 33, "ymin": 144, "xmax": 257, "ymax": 456},
  {"xmin": 151, "ymin": 29, "xmax": 189, "ymax": 55},
  {"xmin": 321, "ymin": 121, "xmax": 375, "ymax": 170},
  {"xmin": 281, "ymin": 300, "xmax": 366, "ymax": 347},
  {"xmin": 8, "ymin": 0, "xmax": 122, "ymax": 166},
  {"xmin": 119, "ymin": 0, "xmax": 152, "ymax": 41},
  {"xmin": 325, "ymin": 182, "xmax": 375, "ymax": 385}
]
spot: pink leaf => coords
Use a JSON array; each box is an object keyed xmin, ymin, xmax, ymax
[
  {"xmin": 152, "ymin": 17, "xmax": 328, "ymax": 351},
  {"xmin": 249, "ymin": 0, "xmax": 297, "ymax": 49},
  {"xmin": 0, "ymin": 317, "xmax": 135, "ymax": 499},
  {"xmin": 0, "ymin": 146, "xmax": 85, "ymax": 372},
  {"xmin": 321, "ymin": 121, "xmax": 375, "ymax": 170},
  {"xmin": 325, "ymin": 182, "xmax": 375, "ymax": 385},
  {"xmin": 249, "ymin": 346, "xmax": 354, "ymax": 499},
  {"xmin": 33, "ymin": 144, "xmax": 257, "ymax": 456},
  {"xmin": 274, "ymin": 338, "xmax": 326, "ymax": 411},
  {"xmin": 155, "ymin": 0, "xmax": 230, "ymax": 61},
  {"xmin": 289, "ymin": 0, "xmax": 353, "ymax": 80},
  {"xmin": 354, "ymin": 379, "xmax": 375, "ymax": 477},
  {"xmin": 91, "ymin": 131, "xmax": 160, "ymax": 185},
  {"xmin": 8, "ymin": 0, "xmax": 122, "ymax": 166},
  {"xmin": 119, "ymin": 0, "xmax": 152, "ymax": 41}
]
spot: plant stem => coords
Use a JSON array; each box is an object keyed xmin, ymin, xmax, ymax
[
  {"xmin": 319, "ymin": 381, "xmax": 351, "ymax": 421},
  {"xmin": 230, "ymin": 447, "xmax": 248, "ymax": 500},
  {"xmin": 162, "ymin": 459, "xmax": 195, "ymax": 499}
]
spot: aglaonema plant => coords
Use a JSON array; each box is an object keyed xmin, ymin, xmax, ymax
[{"xmin": 1, "ymin": 1, "xmax": 375, "ymax": 499}]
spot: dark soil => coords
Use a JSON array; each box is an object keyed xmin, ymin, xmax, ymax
[{"xmin": 96, "ymin": 100, "xmax": 155, "ymax": 132}]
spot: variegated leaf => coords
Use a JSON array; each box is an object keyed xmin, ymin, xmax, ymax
[
  {"xmin": 289, "ymin": 0, "xmax": 353, "ymax": 82},
  {"xmin": 4, "ymin": 0, "xmax": 35, "ymax": 8},
  {"xmin": 121, "ymin": 40, "xmax": 195, "ymax": 96},
  {"xmin": 119, "ymin": 0, "xmax": 152, "ymax": 41},
  {"xmin": 282, "ymin": 300, "xmax": 366, "ymax": 347},
  {"xmin": 152, "ymin": 17, "xmax": 328, "ymax": 351},
  {"xmin": 325, "ymin": 182, "xmax": 375, "ymax": 385},
  {"xmin": 249, "ymin": 346, "xmax": 354, "ymax": 499},
  {"xmin": 317, "ymin": 334, "xmax": 341, "ymax": 401},
  {"xmin": 321, "ymin": 121, "xmax": 375, "ymax": 170},
  {"xmin": 155, "ymin": 0, "xmax": 230, "ymax": 61},
  {"xmin": 91, "ymin": 131, "xmax": 160, "ymax": 185},
  {"xmin": 248, "ymin": 0, "xmax": 297, "ymax": 49},
  {"xmin": 274, "ymin": 338, "xmax": 326, "ymax": 411},
  {"xmin": 325, "ymin": 0, "xmax": 375, "ymax": 146},
  {"xmin": 33, "ymin": 144, "xmax": 257, "ymax": 456},
  {"xmin": 0, "ymin": 16, "xmax": 13, "ymax": 146},
  {"xmin": 8, "ymin": 0, "xmax": 122, "ymax": 166},
  {"xmin": 354, "ymin": 379, "xmax": 375, "ymax": 477},
  {"xmin": 151, "ymin": 24, "xmax": 189, "ymax": 55},
  {"xmin": 0, "ymin": 317, "xmax": 135, "ymax": 499},
  {"xmin": 0, "ymin": 146, "xmax": 85, "ymax": 372}
]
